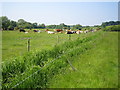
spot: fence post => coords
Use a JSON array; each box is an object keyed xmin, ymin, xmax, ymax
[{"xmin": 27, "ymin": 39, "xmax": 30, "ymax": 52}]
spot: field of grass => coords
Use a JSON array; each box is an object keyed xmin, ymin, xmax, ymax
[
  {"xmin": 2, "ymin": 30, "xmax": 118, "ymax": 88},
  {"xmin": 2, "ymin": 30, "xmax": 84, "ymax": 60},
  {"xmin": 48, "ymin": 32, "xmax": 118, "ymax": 88}
]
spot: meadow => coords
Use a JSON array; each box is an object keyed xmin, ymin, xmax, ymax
[
  {"xmin": 2, "ymin": 30, "xmax": 118, "ymax": 88},
  {"xmin": 2, "ymin": 30, "xmax": 82, "ymax": 61}
]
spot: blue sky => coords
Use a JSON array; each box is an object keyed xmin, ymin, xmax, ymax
[{"xmin": 1, "ymin": 2, "xmax": 118, "ymax": 26}]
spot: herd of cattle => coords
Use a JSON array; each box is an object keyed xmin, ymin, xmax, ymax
[{"xmin": 19, "ymin": 28, "xmax": 101, "ymax": 34}]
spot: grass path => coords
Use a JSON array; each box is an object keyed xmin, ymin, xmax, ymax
[{"xmin": 49, "ymin": 32, "xmax": 118, "ymax": 88}]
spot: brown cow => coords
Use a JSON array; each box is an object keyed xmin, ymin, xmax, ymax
[{"xmin": 55, "ymin": 29, "xmax": 63, "ymax": 32}]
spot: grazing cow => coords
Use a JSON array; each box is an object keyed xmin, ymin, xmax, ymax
[
  {"xmin": 45, "ymin": 29, "xmax": 49, "ymax": 32},
  {"xmin": 37, "ymin": 30, "xmax": 41, "ymax": 33},
  {"xmin": 76, "ymin": 30, "xmax": 84, "ymax": 34},
  {"xmin": 25, "ymin": 32, "xmax": 28, "ymax": 34},
  {"xmin": 20, "ymin": 29, "xmax": 26, "ymax": 32},
  {"xmin": 71, "ymin": 31, "xmax": 76, "ymax": 33},
  {"xmin": 66, "ymin": 31, "xmax": 73, "ymax": 34},
  {"xmin": 76, "ymin": 31, "xmax": 80, "ymax": 34},
  {"xmin": 55, "ymin": 29, "xmax": 63, "ymax": 32},
  {"xmin": 84, "ymin": 30, "xmax": 89, "ymax": 33},
  {"xmin": 33, "ymin": 30, "xmax": 38, "ymax": 32},
  {"xmin": 47, "ymin": 31, "xmax": 55, "ymax": 34},
  {"xmin": 33, "ymin": 30, "xmax": 41, "ymax": 33}
]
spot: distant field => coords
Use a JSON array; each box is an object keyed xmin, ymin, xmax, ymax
[{"xmin": 2, "ymin": 30, "xmax": 86, "ymax": 60}]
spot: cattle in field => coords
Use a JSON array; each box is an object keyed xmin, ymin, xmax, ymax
[
  {"xmin": 20, "ymin": 29, "xmax": 26, "ymax": 32},
  {"xmin": 84, "ymin": 30, "xmax": 89, "ymax": 33},
  {"xmin": 47, "ymin": 31, "xmax": 55, "ymax": 34},
  {"xmin": 33, "ymin": 30, "xmax": 41, "ymax": 33},
  {"xmin": 71, "ymin": 31, "xmax": 76, "ymax": 33},
  {"xmin": 76, "ymin": 30, "xmax": 84, "ymax": 34},
  {"xmin": 76, "ymin": 31, "xmax": 80, "ymax": 34},
  {"xmin": 45, "ymin": 29, "xmax": 49, "ymax": 32},
  {"xmin": 66, "ymin": 31, "xmax": 73, "ymax": 34},
  {"xmin": 55, "ymin": 29, "xmax": 63, "ymax": 32},
  {"xmin": 33, "ymin": 30, "xmax": 38, "ymax": 32},
  {"xmin": 25, "ymin": 32, "xmax": 28, "ymax": 34}
]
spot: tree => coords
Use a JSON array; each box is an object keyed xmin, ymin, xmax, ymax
[
  {"xmin": 8, "ymin": 20, "xmax": 17, "ymax": 30},
  {"xmin": 24, "ymin": 22, "xmax": 33, "ymax": 29},
  {"xmin": 0, "ymin": 16, "xmax": 10, "ymax": 30},
  {"xmin": 17, "ymin": 19, "xmax": 27, "ymax": 29},
  {"xmin": 72, "ymin": 24, "xmax": 82, "ymax": 30},
  {"xmin": 32, "ymin": 23, "xmax": 38, "ymax": 28},
  {"xmin": 101, "ymin": 21, "xmax": 120, "ymax": 28}
]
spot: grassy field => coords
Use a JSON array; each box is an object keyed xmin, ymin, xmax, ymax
[
  {"xmin": 2, "ymin": 30, "xmax": 84, "ymax": 60},
  {"xmin": 48, "ymin": 32, "xmax": 118, "ymax": 88},
  {"xmin": 2, "ymin": 30, "xmax": 118, "ymax": 88}
]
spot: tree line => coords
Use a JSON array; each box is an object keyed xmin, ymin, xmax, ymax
[
  {"xmin": 0, "ymin": 16, "xmax": 83, "ymax": 30},
  {"xmin": 101, "ymin": 21, "xmax": 120, "ymax": 28},
  {"xmin": 0, "ymin": 16, "xmax": 120, "ymax": 30}
]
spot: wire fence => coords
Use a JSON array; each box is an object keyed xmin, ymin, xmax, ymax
[
  {"xmin": 2, "ymin": 33, "xmax": 86, "ymax": 61},
  {"xmin": 2, "ymin": 31, "xmax": 101, "ymax": 88}
]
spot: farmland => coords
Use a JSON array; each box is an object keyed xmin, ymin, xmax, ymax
[
  {"xmin": 2, "ymin": 29, "xmax": 118, "ymax": 88},
  {"xmin": 2, "ymin": 30, "xmax": 83, "ymax": 60}
]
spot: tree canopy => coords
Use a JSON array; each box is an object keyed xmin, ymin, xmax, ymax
[{"xmin": 0, "ymin": 16, "xmax": 119, "ymax": 31}]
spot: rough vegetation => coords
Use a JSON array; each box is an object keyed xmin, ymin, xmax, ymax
[{"xmin": 2, "ymin": 31, "xmax": 102, "ymax": 88}]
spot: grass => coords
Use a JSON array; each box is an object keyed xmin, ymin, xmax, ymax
[
  {"xmin": 2, "ymin": 30, "xmax": 118, "ymax": 88},
  {"xmin": 48, "ymin": 32, "xmax": 118, "ymax": 88},
  {"xmin": 2, "ymin": 30, "xmax": 100, "ymax": 88},
  {"xmin": 2, "ymin": 30, "xmax": 84, "ymax": 61}
]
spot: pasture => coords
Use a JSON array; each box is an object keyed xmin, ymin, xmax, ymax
[
  {"xmin": 2, "ymin": 30, "xmax": 86, "ymax": 61},
  {"xmin": 2, "ymin": 30, "xmax": 118, "ymax": 88},
  {"xmin": 49, "ymin": 32, "xmax": 118, "ymax": 88}
]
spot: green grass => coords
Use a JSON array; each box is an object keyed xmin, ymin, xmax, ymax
[
  {"xmin": 2, "ymin": 31, "xmax": 100, "ymax": 88},
  {"xmin": 48, "ymin": 32, "xmax": 118, "ymax": 88},
  {"xmin": 2, "ymin": 30, "xmax": 84, "ymax": 60},
  {"xmin": 2, "ymin": 30, "xmax": 118, "ymax": 88}
]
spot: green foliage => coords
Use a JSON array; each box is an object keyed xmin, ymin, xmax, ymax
[
  {"xmin": 2, "ymin": 31, "xmax": 100, "ymax": 88},
  {"xmin": 49, "ymin": 32, "xmax": 118, "ymax": 88},
  {"xmin": 0, "ymin": 16, "xmax": 10, "ymax": 30},
  {"xmin": 101, "ymin": 21, "xmax": 120, "ymax": 28},
  {"xmin": 102, "ymin": 25, "xmax": 120, "ymax": 31},
  {"xmin": 71, "ymin": 24, "xmax": 82, "ymax": 30}
]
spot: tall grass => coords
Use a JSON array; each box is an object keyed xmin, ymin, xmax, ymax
[
  {"xmin": 49, "ymin": 32, "xmax": 118, "ymax": 88},
  {"xmin": 2, "ymin": 31, "xmax": 102, "ymax": 88}
]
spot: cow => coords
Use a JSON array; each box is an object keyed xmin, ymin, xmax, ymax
[
  {"xmin": 33, "ymin": 30, "xmax": 41, "ymax": 33},
  {"xmin": 76, "ymin": 31, "xmax": 80, "ymax": 34},
  {"xmin": 47, "ymin": 31, "xmax": 55, "ymax": 34},
  {"xmin": 19, "ymin": 29, "xmax": 26, "ymax": 32},
  {"xmin": 33, "ymin": 30, "xmax": 38, "ymax": 32},
  {"xmin": 25, "ymin": 32, "xmax": 28, "ymax": 34},
  {"xmin": 45, "ymin": 29, "xmax": 49, "ymax": 32},
  {"xmin": 71, "ymin": 31, "xmax": 76, "ymax": 33},
  {"xmin": 84, "ymin": 30, "xmax": 89, "ymax": 33},
  {"xmin": 54, "ymin": 29, "xmax": 63, "ymax": 32},
  {"xmin": 66, "ymin": 31, "xmax": 73, "ymax": 34},
  {"xmin": 76, "ymin": 30, "xmax": 84, "ymax": 34}
]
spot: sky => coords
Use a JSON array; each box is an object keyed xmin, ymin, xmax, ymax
[{"xmin": 1, "ymin": 1, "xmax": 118, "ymax": 26}]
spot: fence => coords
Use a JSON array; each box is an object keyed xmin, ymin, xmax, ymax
[
  {"xmin": 2, "ymin": 31, "xmax": 98, "ymax": 88},
  {"xmin": 2, "ymin": 33, "xmax": 85, "ymax": 61}
]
